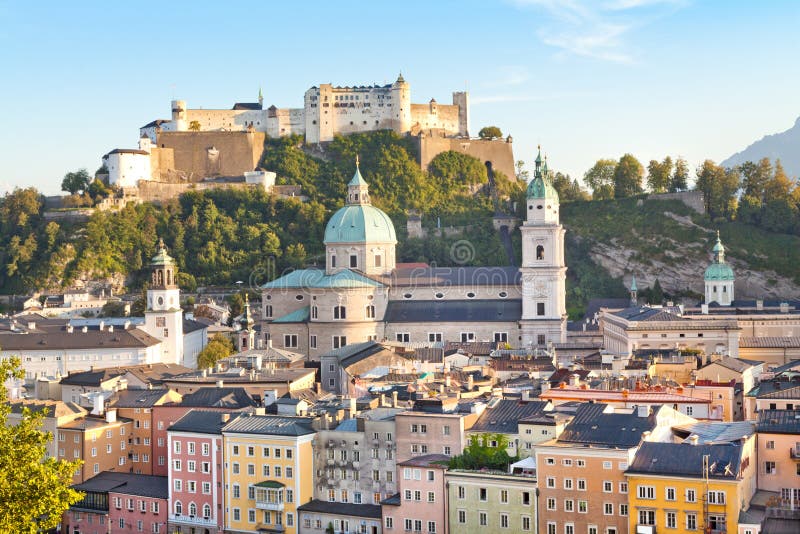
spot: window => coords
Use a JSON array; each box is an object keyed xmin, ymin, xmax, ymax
[
  {"xmin": 546, "ymin": 476, "xmax": 556, "ymax": 488},
  {"xmin": 666, "ymin": 487, "xmax": 676, "ymax": 501},
  {"xmin": 536, "ymin": 245, "xmax": 545, "ymax": 260},
  {"xmin": 284, "ymin": 334, "xmax": 298, "ymax": 348},
  {"xmin": 666, "ymin": 511, "xmax": 677, "ymax": 529},
  {"xmin": 685, "ymin": 488, "xmax": 696, "ymax": 502},
  {"xmin": 577, "ymin": 479, "xmax": 586, "ymax": 491},
  {"xmin": 395, "ymin": 333, "xmax": 410, "ymax": 343},
  {"xmin": 565, "ymin": 499, "xmax": 574, "ymax": 512},
  {"xmin": 707, "ymin": 491, "xmax": 726, "ymax": 504},
  {"xmin": 619, "ymin": 482, "xmax": 628, "ymax": 494},
  {"xmin": 637, "ymin": 485, "xmax": 655, "ymax": 499},
  {"xmin": 577, "ymin": 459, "xmax": 585, "ymax": 467},
  {"xmin": 349, "ymin": 255, "xmax": 357, "ymax": 268},
  {"xmin": 639, "ymin": 510, "xmax": 655, "ymax": 525},
  {"xmin": 686, "ymin": 513, "xmax": 697, "ymax": 530},
  {"xmin": 764, "ymin": 461, "xmax": 777, "ymax": 474},
  {"xmin": 537, "ymin": 302, "xmax": 545, "ymax": 316},
  {"xmin": 538, "ymin": 334, "xmax": 546, "ymax": 345},
  {"xmin": 603, "ymin": 481, "xmax": 612, "ymax": 492},
  {"xmin": 620, "ymin": 504, "xmax": 628, "ymax": 516},
  {"xmin": 265, "ymin": 305, "xmax": 273, "ymax": 318},
  {"xmin": 522, "ymin": 491, "xmax": 531, "ymax": 505},
  {"xmin": 604, "ymin": 503, "xmax": 613, "ymax": 515},
  {"xmin": 578, "ymin": 500, "xmax": 588, "ymax": 513},
  {"xmin": 494, "ymin": 332, "xmax": 508, "ymax": 342},
  {"xmin": 333, "ymin": 336, "xmax": 346, "ymax": 349},
  {"xmin": 546, "ymin": 457, "xmax": 555, "ymax": 465},
  {"xmin": 334, "ymin": 305, "xmax": 346, "ymax": 320},
  {"xmin": 501, "ymin": 513, "xmax": 509, "ymax": 528},
  {"xmin": 522, "ymin": 516, "xmax": 531, "ymax": 531},
  {"xmin": 460, "ymin": 332, "xmax": 475, "ymax": 342},
  {"xmin": 374, "ymin": 254, "xmax": 382, "ymax": 268},
  {"xmin": 602, "ymin": 461, "xmax": 612, "ymax": 469},
  {"xmin": 458, "ymin": 486, "xmax": 465, "ymax": 499},
  {"xmin": 479, "ymin": 488, "xmax": 488, "ymax": 501},
  {"xmin": 479, "ymin": 512, "xmax": 488, "ymax": 526},
  {"xmin": 428, "ymin": 332, "xmax": 442, "ymax": 342},
  {"xmin": 366, "ymin": 305, "xmax": 375, "ymax": 318},
  {"xmin": 547, "ymin": 498, "xmax": 556, "ymax": 511},
  {"xmin": 458, "ymin": 510, "xmax": 466, "ymax": 523},
  {"xmin": 565, "ymin": 479, "xmax": 573, "ymax": 490},
  {"xmin": 500, "ymin": 490, "xmax": 508, "ymax": 503}
]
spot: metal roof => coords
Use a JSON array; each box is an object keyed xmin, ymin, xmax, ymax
[
  {"xmin": 556, "ymin": 403, "xmax": 657, "ymax": 448},
  {"xmin": 756, "ymin": 409, "xmax": 800, "ymax": 434},
  {"xmin": 168, "ymin": 410, "xmax": 241, "ymax": 435},
  {"xmin": 72, "ymin": 472, "xmax": 168, "ymax": 499},
  {"xmin": 262, "ymin": 268, "xmax": 384, "ymax": 289},
  {"xmin": 627, "ymin": 442, "xmax": 742, "ymax": 479},
  {"xmin": 470, "ymin": 399, "xmax": 549, "ymax": 434},
  {"xmin": 383, "ymin": 266, "xmax": 521, "ymax": 287},
  {"xmin": 222, "ymin": 414, "xmax": 315, "ymax": 436},
  {"xmin": 298, "ymin": 500, "xmax": 382, "ymax": 519},
  {"xmin": 384, "ymin": 299, "xmax": 521, "ymax": 323}
]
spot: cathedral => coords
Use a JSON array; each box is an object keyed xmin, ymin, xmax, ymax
[{"xmin": 260, "ymin": 149, "xmax": 567, "ymax": 356}]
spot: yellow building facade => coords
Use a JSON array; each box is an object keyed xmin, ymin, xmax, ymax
[
  {"xmin": 626, "ymin": 441, "xmax": 756, "ymax": 534},
  {"xmin": 222, "ymin": 415, "xmax": 316, "ymax": 534}
]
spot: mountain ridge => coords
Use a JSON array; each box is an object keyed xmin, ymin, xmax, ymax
[{"xmin": 721, "ymin": 116, "xmax": 800, "ymax": 177}]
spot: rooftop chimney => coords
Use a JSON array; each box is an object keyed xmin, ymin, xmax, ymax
[
  {"xmin": 216, "ymin": 380, "xmax": 224, "ymax": 388},
  {"xmin": 522, "ymin": 390, "xmax": 531, "ymax": 402},
  {"xmin": 99, "ymin": 321, "xmax": 105, "ymax": 331},
  {"xmin": 67, "ymin": 325, "xmax": 74, "ymax": 333},
  {"xmin": 81, "ymin": 326, "xmax": 88, "ymax": 333},
  {"xmin": 105, "ymin": 409, "xmax": 117, "ymax": 423},
  {"xmin": 701, "ymin": 304, "xmax": 709, "ymax": 315},
  {"xmin": 637, "ymin": 405, "xmax": 650, "ymax": 418},
  {"xmin": 221, "ymin": 413, "xmax": 230, "ymax": 423},
  {"xmin": 392, "ymin": 391, "xmax": 399, "ymax": 408},
  {"xmin": 756, "ymin": 299, "xmax": 764, "ymax": 310},
  {"xmin": 108, "ymin": 325, "xmax": 113, "ymax": 333}
]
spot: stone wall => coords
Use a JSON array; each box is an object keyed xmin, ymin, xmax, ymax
[
  {"xmin": 416, "ymin": 134, "xmax": 516, "ymax": 181},
  {"xmin": 646, "ymin": 190, "xmax": 705, "ymax": 214},
  {"xmin": 155, "ymin": 131, "xmax": 265, "ymax": 180}
]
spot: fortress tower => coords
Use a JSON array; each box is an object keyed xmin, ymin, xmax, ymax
[{"xmin": 519, "ymin": 148, "xmax": 567, "ymax": 347}]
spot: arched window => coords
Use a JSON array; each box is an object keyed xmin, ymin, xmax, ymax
[
  {"xmin": 366, "ymin": 305, "xmax": 375, "ymax": 319},
  {"xmin": 202, "ymin": 504, "xmax": 211, "ymax": 519},
  {"xmin": 175, "ymin": 501, "xmax": 182, "ymax": 515},
  {"xmin": 189, "ymin": 502, "xmax": 197, "ymax": 517},
  {"xmin": 311, "ymin": 306, "xmax": 318, "ymax": 319},
  {"xmin": 536, "ymin": 245, "xmax": 544, "ymax": 261},
  {"xmin": 334, "ymin": 306, "xmax": 346, "ymax": 320}
]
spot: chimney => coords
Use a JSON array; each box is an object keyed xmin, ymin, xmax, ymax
[
  {"xmin": 105, "ymin": 409, "xmax": 117, "ymax": 423},
  {"xmin": 380, "ymin": 393, "xmax": 386, "ymax": 407},
  {"xmin": 392, "ymin": 391, "xmax": 399, "ymax": 408},
  {"xmin": 701, "ymin": 304, "xmax": 708, "ymax": 315},
  {"xmin": 348, "ymin": 397, "xmax": 357, "ymax": 417},
  {"xmin": 108, "ymin": 325, "xmax": 113, "ymax": 333},
  {"xmin": 67, "ymin": 325, "xmax": 73, "ymax": 333},
  {"xmin": 123, "ymin": 320, "xmax": 131, "ymax": 330},
  {"xmin": 780, "ymin": 302, "xmax": 789, "ymax": 313},
  {"xmin": 255, "ymin": 407, "xmax": 266, "ymax": 416},
  {"xmin": 637, "ymin": 405, "xmax": 650, "ymax": 418},
  {"xmin": 315, "ymin": 382, "xmax": 322, "ymax": 395},
  {"xmin": 467, "ymin": 374, "xmax": 474, "ymax": 391},
  {"xmin": 263, "ymin": 390, "xmax": 277, "ymax": 406},
  {"xmin": 202, "ymin": 369, "xmax": 207, "ymax": 378},
  {"xmin": 220, "ymin": 413, "xmax": 230, "ymax": 424},
  {"xmin": 541, "ymin": 381, "xmax": 550, "ymax": 394},
  {"xmin": 522, "ymin": 390, "xmax": 531, "ymax": 402},
  {"xmin": 756, "ymin": 299, "xmax": 764, "ymax": 310},
  {"xmin": 27, "ymin": 321, "xmax": 36, "ymax": 330},
  {"xmin": 689, "ymin": 435, "xmax": 699, "ymax": 445},
  {"xmin": 267, "ymin": 339, "xmax": 273, "ymax": 349},
  {"xmin": 99, "ymin": 321, "xmax": 105, "ymax": 331},
  {"xmin": 569, "ymin": 373, "xmax": 581, "ymax": 387},
  {"xmin": 445, "ymin": 375, "xmax": 451, "ymax": 388},
  {"xmin": 438, "ymin": 384, "xmax": 445, "ymax": 395},
  {"xmin": 216, "ymin": 380, "xmax": 224, "ymax": 388},
  {"xmin": 82, "ymin": 326, "xmax": 88, "ymax": 333}
]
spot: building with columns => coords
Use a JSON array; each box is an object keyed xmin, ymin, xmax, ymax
[{"xmin": 261, "ymin": 150, "xmax": 564, "ymax": 361}]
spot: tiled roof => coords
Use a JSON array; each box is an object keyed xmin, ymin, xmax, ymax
[
  {"xmin": 384, "ymin": 299, "xmax": 521, "ymax": 323},
  {"xmin": 470, "ymin": 399, "xmax": 549, "ymax": 434},
  {"xmin": 72, "ymin": 472, "xmax": 168, "ymax": 499},
  {"xmin": 168, "ymin": 410, "xmax": 241, "ymax": 434},
  {"xmin": 556, "ymin": 403, "xmax": 656, "ymax": 448},
  {"xmin": 177, "ymin": 387, "xmax": 257, "ymax": 408},
  {"xmin": 297, "ymin": 500, "xmax": 382, "ymax": 519},
  {"xmin": 754, "ymin": 381, "xmax": 800, "ymax": 399},
  {"xmin": 183, "ymin": 318, "xmax": 208, "ymax": 334},
  {"xmin": 113, "ymin": 389, "xmax": 175, "ymax": 408},
  {"xmin": 320, "ymin": 340, "xmax": 384, "ymax": 364},
  {"xmin": 445, "ymin": 341, "xmax": 503, "ymax": 356},
  {"xmin": 8, "ymin": 400, "xmax": 85, "ymax": 418},
  {"xmin": 756, "ymin": 409, "xmax": 800, "ymax": 434},
  {"xmin": 627, "ymin": 442, "xmax": 742, "ymax": 479},
  {"xmin": 740, "ymin": 336, "xmax": 800, "ymax": 349},
  {"xmin": 548, "ymin": 368, "xmax": 591, "ymax": 386},
  {"xmin": 222, "ymin": 414, "xmax": 315, "ymax": 436}
]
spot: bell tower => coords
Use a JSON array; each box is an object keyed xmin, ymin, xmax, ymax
[
  {"xmin": 144, "ymin": 238, "xmax": 184, "ymax": 365},
  {"xmin": 519, "ymin": 148, "xmax": 567, "ymax": 347}
]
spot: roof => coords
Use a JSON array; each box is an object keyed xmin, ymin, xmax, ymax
[
  {"xmin": 103, "ymin": 148, "xmax": 150, "ymax": 156},
  {"xmin": 72, "ymin": 472, "xmax": 168, "ymax": 499},
  {"xmin": 298, "ymin": 500, "xmax": 382, "ymax": 519},
  {"xmin": 232, "ymin": 102, "xmax": 262, "ymax": 110},
  {"xmin": 348, "ymin": 163, "xmax": 368, "ymax": 187},
  {"xmin": 701, "ymin": 357, "xmax": 760, "ymax": 373},
  {"xmin": 253, "ymin": 480, "xmax": 284, "ymax": 488},
  {"xmin": 611, "ymin": 306, "xmax": 687, "ymax": 322},
  {"xmin": 398, "ymin": 453, "xmax": 451, "ymax": 467},
  {"xmin": 140, "ymin": 119, "xmax": 169, "ymax": 129},
  {"xmin": 548, "ymin": 368, "xmax": 591, "ymax": 386},
  {"xmin": 60, "ymin": 368, "xmax": 127, "ymax": 387},
  {"xmin": 470, "ymin": 399, "xmax": 549, "ymax": 434},
  {"xmin": 556, "ymin": 403, "xmax": 656, "ymax": 448},
  {"xmin": 262, "ymin": 268, "xmax": 384, "ymax": 290},
  {"xmin": 445, "ymin": 341, "xmax": 502, "ymax": 356},
  {"xmin": 672, "ymin": 421, "xmax": 755, "ymax": 443},
  {"xmin": 114, "ymin": 389, "xmax": 174, "ymax": 408},
  {"xmin": 385, "ymin": 266, "xmax": 521, "ymax": 287},
  {"xmin": 8, "ymin": 400, "xmax": 85, "ymax": 418},
  {"xmin": 751, "ymin": 381, "xmax": 800, "ymax": 399},
  {"xmin": 324, "ymin": 203, "xmax": 397, "ymax": 244},
  {"xmin": 540, "ymin": 386, "xmax": 712, "ymax": 405},
  {"xmin": 756, "ymin": 409, "xmax": 800, "ymax": 434},
  {"xmin": 168, "ymin": 410, "xmax": 241, "ymax": 434},
  {"xmin": 0, "ymin": 326, "xmax": 162, "ymax": 352},
  {"xmin": 182, "ymin": 317, "xmax": 208, "ymax": 334},
  {"xmin": 740, "ymin": 336, "xmax": 800, "ymax": 349},
  {"xmin": 272, "ymin": 306, "xmax": 310, "ymax": 323},
  {"xmin": 222, "ymin": 414, "xmax": 315, "ymax": 436},
  {"xmin": 385, "ymin": 299, "xmax": 521, "ymax": 323},
  {"xmin": 178, "ymin": 387, "xmax": 258, "ymax": 408},
  {"xmin": 527, "ymin": 173, "xmax": 559, "ymax": 200},
  {"xmin": 627, "ymin": 442, "xmax": 742, "ymax": 479},
  {"xmin": 319, "ymin": 340, "xmax": 384, "ymax": 364}
]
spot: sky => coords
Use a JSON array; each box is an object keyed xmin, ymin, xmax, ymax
[{"xmin": 1, "ymin": 0, "xmax": 798, "ymax": 195}]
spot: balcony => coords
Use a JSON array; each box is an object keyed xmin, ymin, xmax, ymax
[
  {"xmin": 255, "ymin": 500, "xmax": 284, "ymax": 512},
  {"xmin": 253, "ymin": 482, "xmax": 285, "ymax": 511},
  {"xmin": 789, "ymin": 447, "xmax": 800, "ymax": 460},
  {"xmin": 169, "ymin": 513, "xmax": 215, "ymax": 527},
  {"xmin": 257, "ymin": 523, "xmax": 285, "ymax": 533},
  {"xmin": 635, "ymin": 526, "xmax": 655, "ymax": 534}
]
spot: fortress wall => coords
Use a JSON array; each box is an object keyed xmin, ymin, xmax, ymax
[
  {"xmin": 266, "ymin": 108, "xmax": 306, "ymax": 137},
  {"xmin": 330, "ymin": 102, "xmax": 399, "ymax": 136},
  {"xmin": 416, "ymin": 135, "xmax": 516, "ymax": 181},
  {"xmin": 647, "ymin": 190, "xmax": 705, "ymax": 214},
  {"xmin": 155, "ymin": 131, "xmax": 266, "ymax": 180},
  {"xmin": 410, "ymin": 104, "xmax": 460, "ymax": 134},
  {"xmin": 184, "ymin": 109, "xmax": 267, "ymax": 132}
]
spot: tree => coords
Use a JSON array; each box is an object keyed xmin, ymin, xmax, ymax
[
  {"xmin": 448, "ymin": 433, "xmax": 518, "ymax": 471},
  {"xmin": 695, "ymin": 160, "xmax": 740, "ymax": 220},
  {"xmin": 613, "ymin": 154, "xmax": 644, "ymax": 198},
  {"xmin": 0, "ymin": 356, "xmax": 84, "ymax": 531},
  {"xmin": 515, "ymin": 160, "xmax": 529, "ymax": 182},
  {"xmin": 739, "ymin": 158, "xmax": 772, "ymax": 201},
  {"xmin": 188, "ymin": 120, "xmax": 201, "ymax": 131},
  {"xmin": 87, "ymin": 178, "xmax": 113, "ymax": 203},
  {"xmin": 583, "ymin": 159, "xmax": 617, "ymax": 200},
  {"xmin": 552, "ymin": 172, "xmax": 590, "ymax": 202},
  {"xmin": 61, "ymin": 169, "xmax": 91, "ymax": 195},
  {"xmin": 197, "ymin": 333, "xmax": 235, "ymax": 369},
  {"xmin": 670, "ymin": 157, "xmax": 689, "ymax": 192},
  {"xmin": 646, "ymin": 156, "xmax": 673, "ymax": 193},
  {"xmin": 478, "ymin": 126, "xmax": 502, "ymax": 140},
  {"xmin": 227, "ymin": 293, "xmax": 244, "ymax": 320}
]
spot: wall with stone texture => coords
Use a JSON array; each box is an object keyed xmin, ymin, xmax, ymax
[
  {"xmin": 416, "ymin": 135, "xmax": 516, "ymax": 182},
  {"xmin": 646, "ymin": 190, "xmax": 705, "ymax": 214},
  {"xmin": 410, "ymin": 103, "xmax": 460, "ymax": 134},
  {"xmin": 155, "ymin": 131, "xmax": 265, "ymax": 180}
]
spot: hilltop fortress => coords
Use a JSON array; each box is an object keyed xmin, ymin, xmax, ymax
[{"xmin": 101, "ymin": 75, "xmax": 515, "ymax": 195}]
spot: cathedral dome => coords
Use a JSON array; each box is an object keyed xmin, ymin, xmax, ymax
[
  {"xmin": 526, "ymin": 176, "xmax": 559, "ymax": 201},
  {"xmin": 704, "ymin": 262, "xmax": 734, "ymax": 281},
  {"xmin": 324, "ymin": 204, "xmax": 397, "ymax": 244}
]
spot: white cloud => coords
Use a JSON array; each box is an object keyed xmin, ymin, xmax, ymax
[
  {"xmin": 511, "ymin": 0, "xmax": 687, "ymax": 63},
  {"xmin": 483, "ymin": 65, "xmax": 532, "ymax": 88}
]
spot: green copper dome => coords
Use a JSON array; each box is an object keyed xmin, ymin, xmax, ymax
[
  {"xmin": 324, "ymin": 204, "xmax": 397, "ymax": 244},
  {"xmin": 150, "ymin": 238, "xmax": 175, "ymax": 266},
  {"xmin": 704, "ymin": 262, "xmax": 735, "ymax": 281},
  {"xmin": 527, "ymin": 147, "xmax": 559, "ymax": 201}
]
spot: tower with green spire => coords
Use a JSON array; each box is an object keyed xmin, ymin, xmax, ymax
[
  {"xmin": 519, "ymin": 146, "xmax": 567, "ymax": 346},
  {"xmin": 258, "ymin": 87, "xmax": 263, "ymax": 109},
  {"xmin": 630, "ymin": 275, "xmax": 638, "ymax": 305},
  {"xmin": 704, "ymin": 231, "xmax": 735, "ymax": 306}
]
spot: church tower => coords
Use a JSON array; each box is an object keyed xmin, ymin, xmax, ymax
[
  {"xmin": 236, "ymin": 293, "xmax": 256, "ymax": 351},
  {"xmin": 519, "ymin": 148, "xmax": 567, "ymax": 347},
  {"xmin": 144, "ymin": 238, "xmax": 184, "ymax": 365},
  {"xmin": 704, "ymin": 231, "xmax": 735, "ymax": 306}
]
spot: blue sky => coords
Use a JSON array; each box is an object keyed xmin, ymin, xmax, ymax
[{"xmin": 1, "ymin": 0, "xmax": 798, "ymax": 194}]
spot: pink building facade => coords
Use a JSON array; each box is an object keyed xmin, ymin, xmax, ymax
[
  {"xmin": 756, "ymin": 409, "xmax": 800, "ymax": 501},
  {"xmin": 394, "ymin": 410, "xmax": 477, "ymax": 463},
  {"xmin": 62, "ymin": 472, "xmax": 168, "ymax": 534},
  {"xmin": 382, "ymin": 454, "xmax": 449, "ymax": 534}
]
